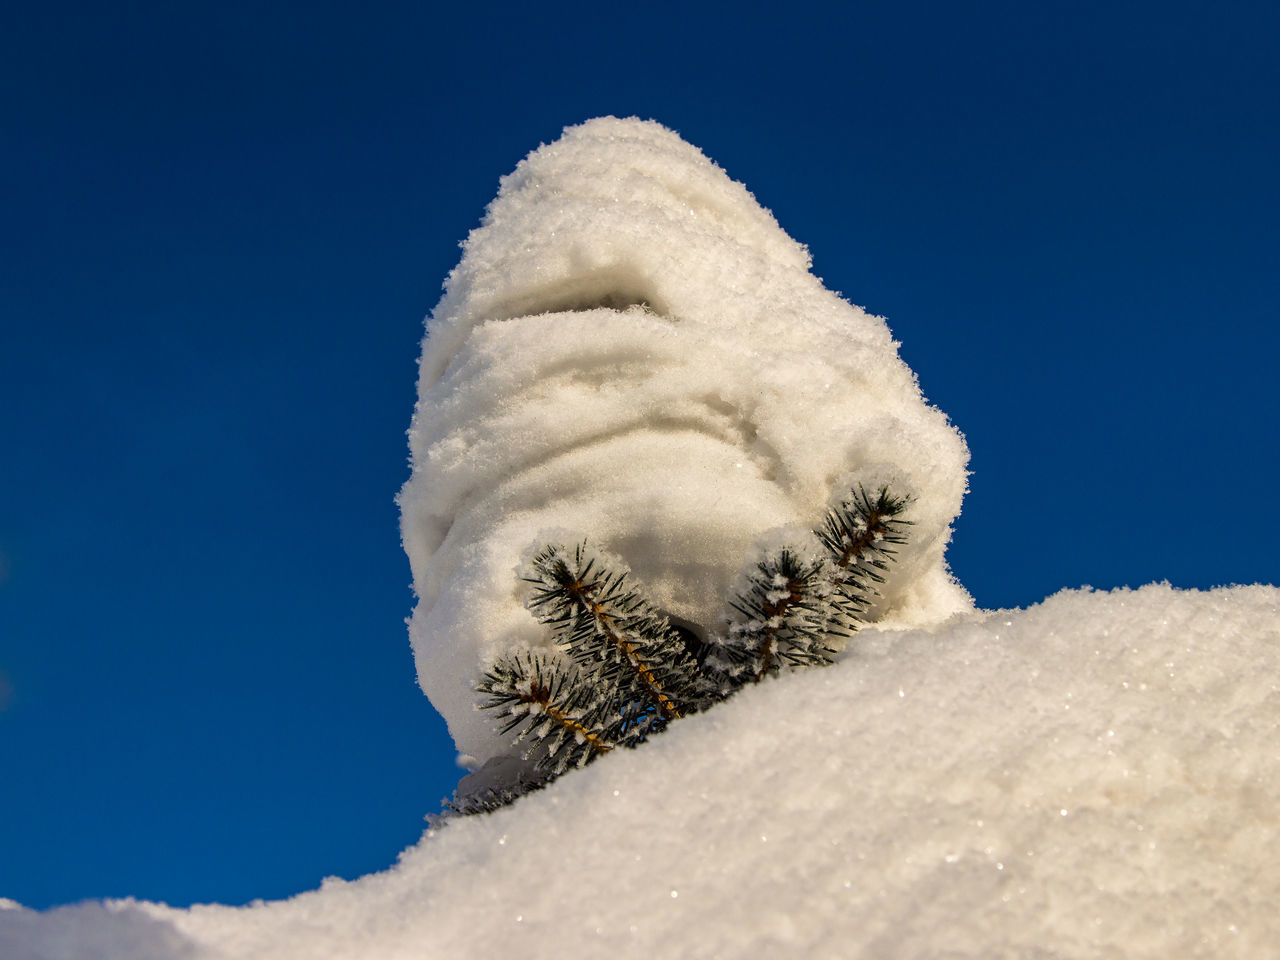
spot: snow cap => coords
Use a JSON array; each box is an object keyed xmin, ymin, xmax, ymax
[{"xmin": 399, "ymin": 117, "xmax": 970, "ymax": 759}]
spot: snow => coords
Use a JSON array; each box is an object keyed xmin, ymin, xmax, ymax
[
  {"xmin": 5, "ymin": 584, "xmax": 1278, "ymax": 958},
  {"xmin": 397, "ymin": 117, "xmax": 970, "ymax": 763},
  {"xmin": 6, "ymin": 120, "xmax": 1277, "ymax": 957}
]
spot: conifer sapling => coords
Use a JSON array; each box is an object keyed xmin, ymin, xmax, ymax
[{"xmin": 451, "ymin": 481, "xmax": 914, "ymax": 817}]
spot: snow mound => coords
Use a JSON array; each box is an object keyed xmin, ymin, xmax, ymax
[
  {"xmin": 6, "ymin": 584, "xmax": 1277, "ymax": 959},
  {"xmin": 398, "ymin": 117, "xmax": 970, "ymax": 761}
]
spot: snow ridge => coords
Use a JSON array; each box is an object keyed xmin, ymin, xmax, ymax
[{"xmin": 5, "ymin": 585, "xmax": 1277, "ymax": 958}]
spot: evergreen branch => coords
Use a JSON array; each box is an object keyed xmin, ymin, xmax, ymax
[
  {"xmin": 816, "ymin": 483, "xmax": 913, "ymax": 628},
  {"xmin": 433, "ymin": 756, "xmax": 551, "ymax": 823},
  {"xmin": 456, "ymin": 481, "xmax": 915, "ymax": 817},
  {"xmin": 712, "ymin": 547, "xmax": 843, "ymax": 689},
  {"xmin": 817, "ymin": 483, "xmax": 912, "ymax": 583},
  {"xmin": 439, "ymin": 781, "xmax": 545, "ymax": 819},
  {"xmin": 591, "ymin": 610, "xmax": 682, "ymax": 719},
  {"xmin": 523, "ymin": 543, "xmax": 702, "ymax": 720},
  {"xmin": 478, "ymin": 651, "xmax": 615, "ymax": 776},
  {"xmin": 732, "ymin": 561, "xmax": 801, "ymax": 679}
]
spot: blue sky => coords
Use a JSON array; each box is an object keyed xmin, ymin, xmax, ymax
[{"xmin": 2, "ymin": 0, "xmax": 1276, "ymax": 910}]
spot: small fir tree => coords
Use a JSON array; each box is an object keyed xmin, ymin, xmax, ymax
[{"xmin": 446, "ymin": 480, "xmax": 914, "ymax": 816}]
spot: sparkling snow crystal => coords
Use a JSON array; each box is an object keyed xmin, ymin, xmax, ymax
[{"xmin": 397, "ymin": 117, "xmax": 970, "ymax": 761}]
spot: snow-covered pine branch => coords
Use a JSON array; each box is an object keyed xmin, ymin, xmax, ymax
[
  {"xmin": 477, "ymin": 650, "xmax": 615, "ymax": 778},
  {"xmin": 709, "ymin": 545, "xmax": 845, "ymax": 690},
  {"xmin": 706, "ymin": 483, "xmax": 914, "ymax": 693},
  {"xmin": 456, "ymin": 482, "xmax": 915, "ymax": 816},
  {"xmin": 522, "ymin": 542, "xmax": 704, "ymax": 723},
  {"xmin": 815, "ymin": 483, "xmax": 914, "ymax": 634}
]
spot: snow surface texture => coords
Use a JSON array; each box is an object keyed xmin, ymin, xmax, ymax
[
  {"xmin": 5, "ymin": 585, "xmax": 1278, "ymax": 959},
  {"xmin": 397, "ymin": 117, "xmax": 971, "ymax": 762}
]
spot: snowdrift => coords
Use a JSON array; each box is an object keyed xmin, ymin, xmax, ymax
[{"xmin": 4, "ymin": 584, "xmax": 1277, "ymax": 958}]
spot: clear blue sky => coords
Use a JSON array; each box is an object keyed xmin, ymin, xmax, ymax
[{"xmin": 2, "ymin": 0, "xmax": 1276, "ymax": 910}]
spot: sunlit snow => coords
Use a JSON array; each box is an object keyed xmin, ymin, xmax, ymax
[
  {"xmin": 4, "ymin": 586, "xmax": 1277, "ymax": 958},
  {"xmin": 4, "ymin": 120, "xmax": 1276, "ymax": 959}
]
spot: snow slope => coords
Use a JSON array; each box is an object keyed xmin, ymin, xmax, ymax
[
  {"xmin": 397, "ymin": 117, "xmax": 970, "ymax": 762},
  {"xmin": 4, "ymin": 584, "xmax": 1277, "ymax": 958}
]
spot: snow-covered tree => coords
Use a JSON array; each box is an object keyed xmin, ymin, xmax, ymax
[{"xmin": 398, "ymin": 117, "xmax": 970, "ymax": 767}]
